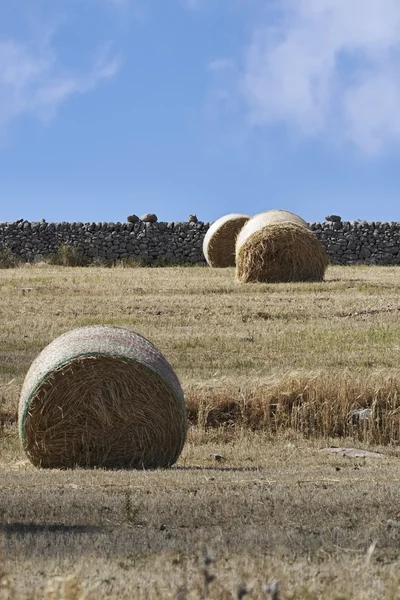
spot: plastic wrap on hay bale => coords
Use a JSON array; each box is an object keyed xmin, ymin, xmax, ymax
[
  {"xmin": 203, "ymin": 213, "xmax": 250, "ymax": 267},
  {"xmin": 236, "ymin": 222, "xmax": 328, "ymax": 283},
  {"xmin": 18, "ymin": 326, "xmax": 187, "ymax": 469}
]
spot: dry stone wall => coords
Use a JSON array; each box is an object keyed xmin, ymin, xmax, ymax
[
  {"xmin": 309, "ymin": 220, "xmax": 400, "ymax": 265},
  {"xmin": 0, "ymin": 219, "xmax": 399, "ymax": 265}
]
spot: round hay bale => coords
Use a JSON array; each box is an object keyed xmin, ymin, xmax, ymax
[
  {"xmin": 203, "ymin": 214, "xmax": 250, "ymax": 268},
  {"xmin": 236, "ymin": 222, "xmax": 328, "ymax": 283},
  {"xmin": 18, "ymin": 326, "xmax": 187, "ymax": 469},
  {"xmin": 236, "ymin": 210, "xmax": 308, "ymax": 254}
]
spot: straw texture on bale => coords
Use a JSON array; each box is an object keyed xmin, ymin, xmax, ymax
[
  {"xmin": 203, "ymin": 213, "xmax": 250, "ymax": 267},
  {"xmin": 236, "ymin": 209, "xmax": 308, "ymax": 255},
  {"xmin": 236, "ymin": 222, "xmax": 328, "ymax": 283},
  {"xmin": 19, "ymin": 326, "xmax": 187, "ymax": 469}
]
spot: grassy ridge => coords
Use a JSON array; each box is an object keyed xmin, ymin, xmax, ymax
[{"xmin": 186, "ymin": 370, "xmax": 400, "ymax": 444}]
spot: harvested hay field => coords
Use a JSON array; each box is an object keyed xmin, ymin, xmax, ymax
[{"xmin": 1, "ymin": 264, "xmax": 400, "ymax": 598}]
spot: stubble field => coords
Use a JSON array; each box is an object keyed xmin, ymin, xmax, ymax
[{"xmin": 0, "ymin": 264, "xmax": 400, "ymax": 599}]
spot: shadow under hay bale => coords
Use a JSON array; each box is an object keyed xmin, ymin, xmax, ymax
[
  {"xmin": 203, "ymin": 214, "xmax": 250, "ymax": 268},
  {"xmin": 236, "ymin": 222, "xmax": 328, "ymax": 283},
  {"xmin": 18, "ymin": 326, "xmax": 187, "ymax": 469}
]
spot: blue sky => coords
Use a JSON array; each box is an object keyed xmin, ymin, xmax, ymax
[{"xmin": 1, "ymin": 0, "xmax": 400, "ymax": 223}]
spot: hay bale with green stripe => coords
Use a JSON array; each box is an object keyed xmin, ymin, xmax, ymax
[
  {"xmin": 203, "ymin": 213, "xmax": 250, "ymax": 267},
  {"xmin": 19, "ymin": 326, "xmax": 187, "ymax": 469}
]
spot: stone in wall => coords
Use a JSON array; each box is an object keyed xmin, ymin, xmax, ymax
[{"xmin": 140, "ymin": 213, "xmax": 158, "ymax": 223}]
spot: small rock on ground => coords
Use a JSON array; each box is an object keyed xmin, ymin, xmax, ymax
[{"xmin": 320, "ymin": 447, "xmax": 384, "ymax": 458}]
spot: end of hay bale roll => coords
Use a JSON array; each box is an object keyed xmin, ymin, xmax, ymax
[
  {"xmin": 236, "ymin": 222, "xmax": 329, "ymax": 283},
  {"xmin": 18, "ymin": 326, "xmax": 187, "ymax": 469},
  {"xmin": 203, "ymin": 214, "xmax": 250, "ymax": 268}
]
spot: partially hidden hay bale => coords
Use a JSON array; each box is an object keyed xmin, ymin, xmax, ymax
[
  {"xmin": 236, "ymin": 222, "xmax": 329, "ymax": 283},
  {"xmin": 203, "ymin": 213, "xmax": 250, "ymax": 267},
  {"xmin": 18, "ymin": 326, "xmax": 187, "ymax": 469}
]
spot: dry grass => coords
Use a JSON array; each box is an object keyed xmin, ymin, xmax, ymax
[
  {"xmin": 1, "ymin": 265, "xmax": 400, "ymax": 597},
  {"xmin": 186, "ymin": 370, "xmax": 400, "ymax": 445},
  {"xmin": 0, "ymin": 432, "xmax": 400, "ymax": 598}
]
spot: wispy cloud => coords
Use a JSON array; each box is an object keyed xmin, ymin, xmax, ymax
[
  {"xmin": 207, "ymin": 58, "xmax": 234, "ymax": 72},
  {"xmin": 0, "ymin": 36, "xmax": 119, "ymax": 130},
  {"xmin": 240, "ymin": 0, "xmax": 400, "ymax": 154}
]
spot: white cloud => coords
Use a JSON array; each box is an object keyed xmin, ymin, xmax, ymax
[
  {"xmin": 0, "ymin": 37, "xmax": 119, "ymax": 130},
  {"xmin": 240, "ymin": 0, "xmax": 400, "ymax": 154},
  {"xmin": 207, "ymin": 58, "xmax": 234, "ymax": 72}
]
